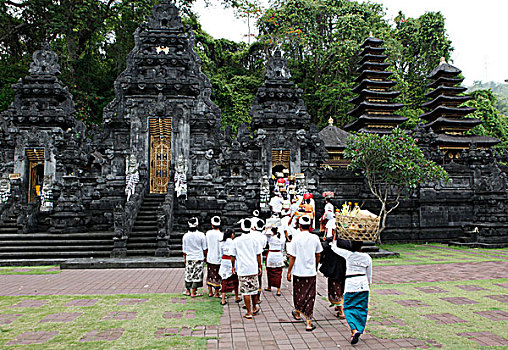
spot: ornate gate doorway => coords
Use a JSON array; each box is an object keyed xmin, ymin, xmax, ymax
[
  {"xmin": 26, "ymin": 148, "xmax": 45, "ymax": 202},
  {"xmin": 272, "ymin": 149, "xmax": 290, "ymax": 176},
  {"xmin": 149, "ymin": 117, "xmax": 172, "ymax": 194}
]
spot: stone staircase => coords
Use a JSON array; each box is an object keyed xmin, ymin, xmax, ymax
[
  {"xmin": 0, "ymin": 215, "xmax": 20, "ymax": 235},
  {"xmin": 0, "ymin": 230, "xmax": 114, "ymax": 266},
  {"xmin": 126, "ymin": 194, "xmax": 183, "ymax": 257}
]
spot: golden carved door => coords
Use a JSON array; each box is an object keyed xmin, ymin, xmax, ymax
[
  {"xmin": 272, "ymin": 149, "xmax": 290, "ymax": 173},
  {"xmin": 26, "ymin": 148, "xmax": 45, "ymax": 202},
  {"xmin": 149, "ymin": 118, "xmax": 172, "ymax": 194}
]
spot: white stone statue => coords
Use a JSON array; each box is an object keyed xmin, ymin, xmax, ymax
[
  {"xmin": 0, "ymin": 177, "xmax": 10, "ymax": 204},
  {"xmin": 174, "ymin": 155, "xmax": 187, "ymax": 199},
  {"xmin": 125, "ymin": 154, "xmax": 139, "ymax": 201},
  {"xmin": 40, "ymin": 175, "xmax": 54, "ymax": 211}
]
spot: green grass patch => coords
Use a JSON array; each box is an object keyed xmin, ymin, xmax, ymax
[
  {"xmin": 0, "ymin": 266, "xmax": 60, "ymax": 275},
  {"xmin": 369, "ymin": 278, "xmax": 508, "ymax": 349},
  {"xmin": 374, "ymin": 244, "xmax": 508, "ymax": 266},
  {"xmin": 0, "ymin": 293, "xmax": 222, "ymax": 349}
]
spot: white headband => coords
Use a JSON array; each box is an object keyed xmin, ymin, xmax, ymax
[
  {"xmin": 211, "ymin": 216, "xmax": 221, "ymax": 226},
  {"xmin": 188, "ymin": 217, "xmax": 199, "ymax": 228},
  {"xmin": 299, "ymin": 215, "xmax": 311, "ymax": 225},
  {"xmin": 240, "ymin": 218, "xmax": 252, "ymax": 232}
]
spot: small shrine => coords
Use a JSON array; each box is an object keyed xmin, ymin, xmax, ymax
[
  {"xmin": 318, "ymin": 118, "xmax": 350, "ymax": 168},
  {"xmin": 345, "ymin": 34, "xmax": 407, "ymax": 133},
  {"xmin": 420, "ymin": 58, "xmax": 500, "ymax": 160}
]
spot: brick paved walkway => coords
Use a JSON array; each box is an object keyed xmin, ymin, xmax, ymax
[
  {"xmin": 1, "ymin": 260, "xmax": 506, "ymax": 296},
  {"xmin": 1, "ymin": 259, "xmax": 507, "ymax": 349}
]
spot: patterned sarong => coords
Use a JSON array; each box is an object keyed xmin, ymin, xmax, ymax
[
  {"xmin": 328, "ymin": 278, "xmax": 344, "ymax": 305},
  {"xmin": 293, "ymin": 275, "xmax": 317, "ymax": 321},
  {"xmin": 221, "ymin": 274, "xmax": 239, "ymax": 293},
  {"xmin": 185, "ymin": 260, "xmax": 204, "ymax": 284},
  {"xmin": 206, "ymin": 263, "xmax": 222, "ymax": 288},
  {"xmin": 239, "ymin": 275, "xmax": 259, "ymax": 296},
  {"xmin": 266, "ymin": 267, "xmax": 283, "ymax": 288},
  {"xmin": 343, "ymin": 291, "xmax": 369, "ymax": 334}
]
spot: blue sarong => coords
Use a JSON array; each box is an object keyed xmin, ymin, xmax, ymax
[{"xmin": 343, "ymin": 291, "xmax": 369, "ymax": 334}]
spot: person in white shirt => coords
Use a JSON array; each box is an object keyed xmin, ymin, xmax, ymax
[
  {"xmin": 264, "ymin": 225, "xmax": 285, "ymax": 296},
  {"xmin": 269, "ymin": 192, "xmax": 284, "ymax": 216},
  {"xmin": 287, "ymin": 215, "xmax": 323, "ymax": 332},
  {"xmin": 182, "ymin": 217, "xmax": 208, "ymax": 297},
  {"xmin": 231, "ymin": 218, "xmax": 263, "ymax": 319},
  {"xmin": 250, "ymin": 218, "xmax": 267, "ymax": 302},
  {"xmin": 219, "ymin": 229, "xmax": 241, "ymax": 305},
  {"xmin": 324, "ymin": 209, "xmax": 336, "ymax": 241},
  {"xmin": 205, "ymin": 216, "xmax": 223, "ymax": 298},
  {"xmin": 330, "ymin": 239, "xmax": 372, "ymax": 345},
  {"xmin": 320, "ymin": 197, "xmax": 335, "ymax": 232},
  {"xmin": 289, "ymin": 196, "xmax": 300, "ymax": 216}
]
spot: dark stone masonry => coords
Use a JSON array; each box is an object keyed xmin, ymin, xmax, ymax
[{"xmin": 0, "ymin": 1, "xmax": 506, "ymax": 263}]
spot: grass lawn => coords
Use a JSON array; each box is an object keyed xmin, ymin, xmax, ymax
[
  {"xmin": 369, "ymin": 279, "xmax": 508, "ymax": 349},
  {"xmin": 374, "ymin": 243, "xmax": 508, "ymax": 266},
  {"xmin": 0, "ymin": 266, "xmax": 61, "ymax": 275},
  {"xmin": 0, "ymin": 293, "xmax": 222, "ymax": 349}
]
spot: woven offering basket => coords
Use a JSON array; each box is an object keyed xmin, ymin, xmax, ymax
[{"xmin": 336, "ymin": 213, "xmax": 380, "ymax": 242}]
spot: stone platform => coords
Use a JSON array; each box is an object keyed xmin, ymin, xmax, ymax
[{"xmin": 60, "ymin": 257, "xmax": 184, "ymax": 269}]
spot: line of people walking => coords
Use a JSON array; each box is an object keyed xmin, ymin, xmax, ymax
[{"xmin": 181, "ymin": 206, "xmax": 373, "ymax": 345}]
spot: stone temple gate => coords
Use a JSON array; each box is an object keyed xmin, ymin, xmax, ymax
[{"xmin": 0, "ymin": 1, "xmax": 506, "ymax": 263}]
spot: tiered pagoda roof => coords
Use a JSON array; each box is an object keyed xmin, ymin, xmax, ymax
[
  {"xmin": 420, "ymin": 58, "xmax": 499, "ymax": 157},
  {"xmin": 345, "ymin": 34, "xmax": 407, "ymax": 133}
]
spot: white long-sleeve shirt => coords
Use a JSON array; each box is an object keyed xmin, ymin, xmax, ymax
[{"xmin": 331, "ymin": 241, "xmax": 372, "ymax": 293}]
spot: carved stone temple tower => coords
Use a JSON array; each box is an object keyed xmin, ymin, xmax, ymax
[
  {"xmin": 220, "ymin": 49, "xmax": 328, "ymax": 219},
  {"xmin": 96, "ymin": 0, "xmax": 225, "ymax": 256},
  {"xmin": 0, "ymin": 43, "xmax": 88, "ymax": 233}
]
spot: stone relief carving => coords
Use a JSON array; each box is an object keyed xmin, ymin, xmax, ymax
[{"xmin": 125, "ymin": 154, "xmax": 139, "ymax": 201}]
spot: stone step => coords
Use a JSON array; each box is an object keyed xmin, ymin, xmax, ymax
[
  {"xmin": 0, "ymin": 239, "xmax": 112, "ymax": 246},
  {"xmin": 0, "ymin": 232, "xmax": 114, "ymax": 240},
  {"xmin": 134, "ymin": 220, "xmax": 156, "ymax": 225},
  {"xmin": 126, "ymin": 249, "xmax": 156, "ymax": 256},
  {"xmin": 0, "ymin": 228, "xmax": 19, "ymax": 233},
  {"xmin": 61, "ymin": 257, "xmax": 184, "ymax": 269},
  {"xmin": 132, "ymin": 225, "xmax": 158, "ymax": 231},
  {"xmin": 0, "ymin": 258, "xmax": 69, "ymax": 267},
  {"xmin": 0, "ymin": 251, "xmax": 111, "ymax": 258},
  {"xmin": 0, "ymin": 245, "xmax": 112, "ymax": 252}
]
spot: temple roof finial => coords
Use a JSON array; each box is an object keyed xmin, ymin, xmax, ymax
[
  {"xmin": 328, "ymin": 117, "xmax": 334, "ymax": 126},
  {"xmin": 440, "ymin": 57, "xmax": 447, "ymax": 64},
  {"xmin": 369, "ymin": 31, "xmax": 373, "ymax": 37}
]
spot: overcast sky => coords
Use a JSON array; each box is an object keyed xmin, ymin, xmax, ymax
[{"xmin": 192, "ymin": 0, "xmax": 508, "ymax": 86}]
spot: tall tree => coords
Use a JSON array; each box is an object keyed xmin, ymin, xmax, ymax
[{"xmin": 464, "ymin": 89, "xmax": 508, "ymax": 150}]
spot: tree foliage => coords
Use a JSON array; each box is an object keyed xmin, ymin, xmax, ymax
[
  {"xmin": 464, "ymin": 89, "xmax": 508, "ymax": 149},
  {"xmin": 1, "ymin": 0, "xmax": 505, "ymax": 151},
  {"xmin": 344, "ymin": 128, "xmax": 449, "ymax": 238}
]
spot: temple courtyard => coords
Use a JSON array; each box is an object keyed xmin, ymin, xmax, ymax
[{"xmin": 0, "ymin": 244, "xmax": 506, "ymax": 349}]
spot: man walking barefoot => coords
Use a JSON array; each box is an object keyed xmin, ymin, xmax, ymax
[
  {"xmin": 231, "ymin": 218, "xmax": 263, "ymax": 319},
  {"xmin": 287, "ymin": 215, "xmax": 323, "ymax": 331},
  {"xmin": 182, "ymin": 217, "xmax": 207, "ymax": 297}
]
